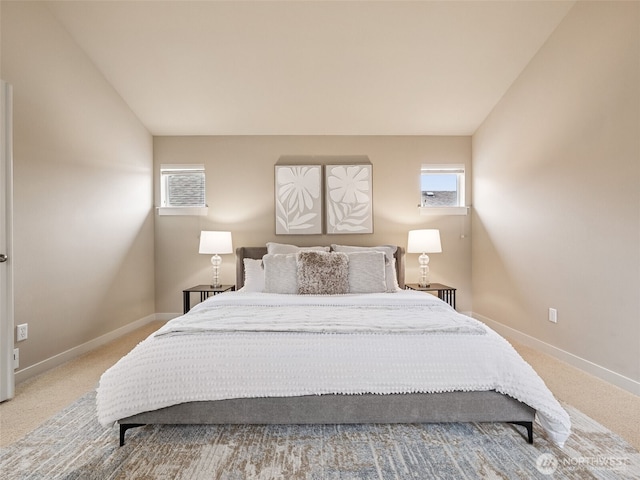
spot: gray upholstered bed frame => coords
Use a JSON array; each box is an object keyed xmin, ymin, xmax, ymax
[{"xmin": 118, "ymin": 246, "xmax": 535, "ymax": 446}]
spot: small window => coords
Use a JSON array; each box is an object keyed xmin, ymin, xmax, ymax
[
  {"xmin": 420, "ymin": 165, "xmax": 465, "ymax": 208},
  {"xmin": 160, "ymin": 164, "xmax": 206, "ymax": 208}
]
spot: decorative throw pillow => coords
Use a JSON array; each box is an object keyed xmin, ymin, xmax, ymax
[
  {"xmin": 346, "ymin": 251, "xmax": 387, "ymax": 294},
  {"xmin": 263, "ymin": 253, "xmax": 298, "ymax": 294},
  {"xmin": 266, "ymin": 242, "xmax": 329, "ymax": 254},
  {"xmin": 331, "ymin": 245, "xmax": 399, "ymax": 292},
  {"xmin": 296, "ymin": 251, "xmax": 349, "ymax": 295},
  {"xmin": 241, "ymin": 258, "xmax": 264, "ymax": 292}
]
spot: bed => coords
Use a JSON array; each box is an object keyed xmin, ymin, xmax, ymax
[{"xmin": 98, "ymin": 244, "xmax": 570, "ymax": 447}]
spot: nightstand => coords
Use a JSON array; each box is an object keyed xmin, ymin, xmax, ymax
[
  {"xmin": 405, "ymin": 283, "xmax": 457, "ymax": 309},
  {"xmin": 182, "ymin": 284, "xmax": 235, "ymax": 313}
]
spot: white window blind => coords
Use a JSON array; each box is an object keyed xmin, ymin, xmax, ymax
[{"xmin": 160, "ymin": 164, "xmax": 206, "ymax": 208}]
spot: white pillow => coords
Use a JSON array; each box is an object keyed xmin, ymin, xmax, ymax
[
  {"xmin": 266, "ymin": 242, "xmax": 329, "ymax": 254},
  {"xmin": 263, "ymin": 253, "xmax": 298, "ymax": 294},
  {"xmin": 346, "ymin": 251, "xmax": 387, "ymax": 294},
  {"xmin": 242, "ymin": 258, "xmax": 264, "ymax": 292},
  {"xmin": 331, "ymin": 244, "xmax": 400, "ymax": 292}
]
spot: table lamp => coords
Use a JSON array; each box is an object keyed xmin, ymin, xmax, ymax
[
  {"xmin": 199, "ymin": 231, "xmax": 233, "ymax": 287},
  {"xmin": 407, "ymin": 229, "xmax": 442, "ymax": 287}
]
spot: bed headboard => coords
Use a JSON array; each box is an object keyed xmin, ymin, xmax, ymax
[{"xmin": 235, "ymin": 246, "xmax": 405, "ymax": 290}]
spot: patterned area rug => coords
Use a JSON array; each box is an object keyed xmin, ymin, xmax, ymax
[{"xmin": 1, "ymin": 391, "xmax": 638, "ymax": 479}]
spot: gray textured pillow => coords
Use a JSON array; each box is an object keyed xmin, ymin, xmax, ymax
[
  {"xmin": 331, "ymin": 244, "xmax": 399, "ymax": 292},
  {"xmin": 296, "ymin": 251, "xmax": 349, "ymax": 295},
  {"xmin": 263, "ymin": 253, "xmax": 298, "ymax": 294},
  {"xmin": 346, "ymin": 251, "xmax": 387, "ymax": 293}
]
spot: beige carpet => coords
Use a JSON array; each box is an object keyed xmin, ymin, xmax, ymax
[{"xmin": 1, "ymin": 320, "xmax": 638, "ymax": 453}]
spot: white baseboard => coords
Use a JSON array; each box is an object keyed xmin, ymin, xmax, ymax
[
  {"xmin": 15, "ymin": 313, "xmax": 161, "ymax": 384},
  {"xmin": 472, "ymin": 312, "xmax": 640, "ymax": 396}
]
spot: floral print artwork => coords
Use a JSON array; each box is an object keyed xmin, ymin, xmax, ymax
[
  {"xmin": 326, "ymin": 165, "xmax": 373, "ymax": 234},
  {"xmin": 275, "ymin": 165, "xmax": 322, "ymax": 234}
]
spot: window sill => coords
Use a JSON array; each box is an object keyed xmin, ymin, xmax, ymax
[
  {"xmin": 157, "ymin": 206, "xmax": 209, "ymax": 216},
  {"xmin": 419, "ymin": 206, "xmax": 469, "ymax": 216}
]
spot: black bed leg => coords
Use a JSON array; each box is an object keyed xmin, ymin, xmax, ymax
[
  {"xmin": 119, "ymin": 423, "xmax": 145, "ymax": 446},
  {"xmin": 510, "ymin": 421, "xmax": 533, "ymax": 444}
]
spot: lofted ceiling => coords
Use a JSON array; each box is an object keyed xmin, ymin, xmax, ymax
[{"xmin": 47, "ymin": 1, "xmax": 575, "ymax": 136}]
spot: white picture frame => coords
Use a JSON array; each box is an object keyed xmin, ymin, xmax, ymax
[
  {"xmin": 275, "ymin": 165, "xmax": 322, "ymax": 235},
  {"xmin": 325, "ymin": 164, "xmax": 373, "ymax": 234}
]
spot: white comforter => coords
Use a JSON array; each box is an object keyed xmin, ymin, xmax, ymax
[{"xmin": 96, "ymin": 290, "xmax": 571, "ymax": 446}]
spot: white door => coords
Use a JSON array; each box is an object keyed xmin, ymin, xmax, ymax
[{"xmin": 0, "ymin": 80, "xmax": 14, "ymax": 402}]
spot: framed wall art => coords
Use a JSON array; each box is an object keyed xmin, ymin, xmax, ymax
[
  {"xmin": 325, "ymin": 164, "xmax": 373, "ymax": 234},
  {"xmin": 275, "ymin": 165, "xmax": 322, "ymax": 235}
]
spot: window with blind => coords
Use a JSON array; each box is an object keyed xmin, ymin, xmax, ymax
[{"xmin": 160, "ymin": 164, "xmax": 206, "ymax": 208}]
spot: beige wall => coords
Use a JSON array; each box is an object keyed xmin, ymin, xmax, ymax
[
  {"xmin": 1, "ymin": 2, "xmax": 155, "ymax": 374},
  {"xmin": 154, "ymin": 136, "xmax": 472, "ymax": 313},
  {"xmin": 472, "ymin": 2, "xmax": 639, "ymax": 385}
]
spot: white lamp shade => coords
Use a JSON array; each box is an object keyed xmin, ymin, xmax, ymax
[
  {"xmin": 199, "ymin": 231, "xmax": 233, "ymax": 254},
  {"xmin": 407, "ymin": 229, "xmax": 442, "ymax": 253}
]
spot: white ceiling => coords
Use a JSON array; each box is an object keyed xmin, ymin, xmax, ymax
[{"xmin": 47, "ymin": 1, "xmax": 575, "ymax": 136}]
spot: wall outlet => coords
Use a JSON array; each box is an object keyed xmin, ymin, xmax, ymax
[
  {"xmin": 16, "ymin": 323, "xmax": 28, "ymax": 342},
  {"xmin": 548, "ymin": 308, "xmax": 558, "ymax": 324},
  {"xmin": 13, "ymin": 348, "xmax": 19, "ymax": 369}
]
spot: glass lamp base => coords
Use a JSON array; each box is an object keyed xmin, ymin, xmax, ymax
[
  {"xmin": 418, "ymin": 253, "xmax": 430, "ymax": 288},
  {"xmin": 211, "ymin": 254, "xmax": 222, "ymax": 288}
]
